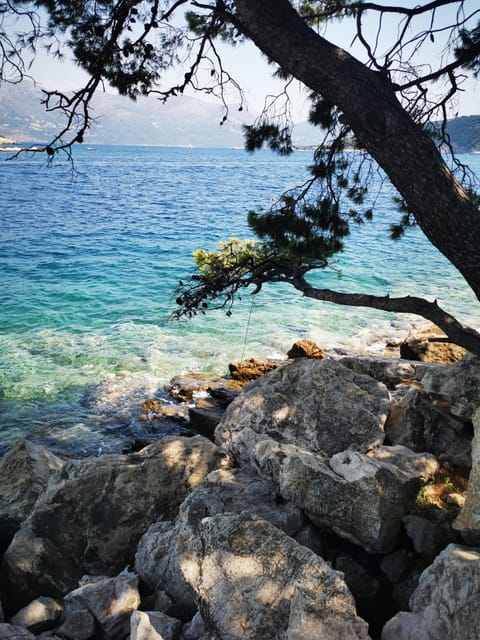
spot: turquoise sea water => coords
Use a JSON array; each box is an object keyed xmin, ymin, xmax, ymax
[{"xmin": 1, "ymin": 146, "xmax": 479, "ymax": 456}]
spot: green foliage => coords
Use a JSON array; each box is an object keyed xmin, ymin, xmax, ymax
[
  {"xmin": 193, "ymin": 238, "xmax": 263, "ymax": 277},
  {"xmin": 455, "ymin": 20, "xmax": 480, "ymax": 76},
  {"xmin": 243, "ymin": 123, "xmax": 293, "ymax": 155},
  {"xmin": 248, "ymin": 195, "xmax": 348, "ymax": 261}
]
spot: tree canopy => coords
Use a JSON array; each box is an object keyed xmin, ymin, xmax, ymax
[{"xmin": 2, "ymin": 0, "xmax": 480, "ymax": 353}]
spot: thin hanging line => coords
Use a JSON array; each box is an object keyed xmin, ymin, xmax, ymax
[{"xmin": 241, "ymin": 295, "xmax": 255, "ymax": 360}]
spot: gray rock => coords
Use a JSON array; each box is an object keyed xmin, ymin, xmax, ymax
[
  {"xmin": 403, "ymin": 511, "xmax": 460, "ymax": 559},
  {"xmin": 381, "ymin": 543, "xmax": 480, "ymax": 639},
  {"xmin": 135, "ymin": 521, "xmax": 175, "ymax": 591},
  {"xmin": 251, "ymin": 439, "xmax": 438, "ymax": 553},
  {"xmin": 454, "ymin": 408, "xmax": 480, "ymax": 539},
  {"xmin": 130, "ymin": 611, "xmax": 182, "ymax": 640},
  {"xmin": 2, "ymin": 436, "xmax": 229, "ymax": 608},
  {"xmin": 53, "ymin": 602, "xmax": 96, "ymax": 640},
  {"xmin": 380, "ymin": 549, "xmax": 413, "ymax": 584},
  {"xmin": 339, "ymin": 356, "xmax": 417, "ymax": 388},
  {"xmin": 385, "ymin": 387, "xmax": 472, "ymax": 468},
  {"xmin": 9, "ymin": 596, "xmax": 63, "ymax": 634},
  {"xmin": 216, "ymin": 358, "xmax": 391, "ymax": 463},
  {"xmin": 64, "ymin": 570, "xmax": 140, "ymax": 639},
  {"xmin": 182, "ymin": 612, "xmax": 205, "ymax": 640},
  {"xmin": 136, "ymin": 467, "xmax": 306, "ymax": 620},
  {"xmin": 335, "ymin": 555, "xmax": 379, "ymax": 600},
  {"xmin": 177, "ymin": 510, "xmax": 371, "ymax": 639},
  {"xmin": 421, "ymin": 353, "xmax": 480, "ymax": 420},
  {"xmin": 0, "ymin": 624, "xmax": 35, "ymax": 639},
  {"xmin": 0, "ymin": 441, "xmax": 63, "ymax": 536}
]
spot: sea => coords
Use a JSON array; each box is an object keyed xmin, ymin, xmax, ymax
[{"xmin": 1, "ymin": 145, "xmax": 479, "ymax": 457}]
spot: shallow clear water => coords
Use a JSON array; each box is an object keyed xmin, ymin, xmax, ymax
[{"xmin": 1, "ymin": 145, "xmax": 479, "ymax": 456}]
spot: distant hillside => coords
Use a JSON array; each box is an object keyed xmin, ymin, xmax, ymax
[
  {"xmin": 1, "ymin": 79, "xmax": 479, "ymax": 151},
  {"xmin": 0, "ymin": 80, "xmax": 245, "ymax": 147},
  {"xmin": 442, "ymin": 115, "xmax": 480, "ymax": 153}
]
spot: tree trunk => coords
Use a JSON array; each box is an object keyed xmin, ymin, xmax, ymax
[{"xmin": 233, "ymin": 0, "xmax": 480, "ymax": 302}]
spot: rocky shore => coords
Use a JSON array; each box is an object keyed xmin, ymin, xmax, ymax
[{"xmin": 0, "ymin": 328, "xmax": 479, "ymax": 639}]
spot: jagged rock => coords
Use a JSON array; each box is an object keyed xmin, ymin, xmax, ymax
[
  {"xmin": 454, "ymin": 408, "xmax": 480, "ymax": 540},
  {"xmin": 216, "ymin": 358, "xmax": 391, "ymax": 462},
  {"xmin": 250, "ymin": 440, "xmax": 438, "ymax": 553},
  {"xmin": 400, "ymin": 325, "xmax": 467, "ymax": 363},
  {"xmin": 177, "ymin": 511, "xmax": 371, "ymax": 639},
  {"xmin": 182, "ymin": 612, "xmax": 205, "ymax": 640},
  {"xmin": 9, "ymin": 597, "xmax": 63, "ymax": 634},
  {"xmin": 293, "ymin": 523, "xmax": 324, "ymax": 557},
  {"xmin": 287, "ymin": 339, "xmax": 325, "ymax": 359},
  {"xmin": 339, "ymin": 356, "xmax": 417, "ymax": 389},
  {"xmin": 381, "ymin": 543, "xmax": 480, "ymax": 640},
  {"xmin": 2, "ymin": 436, "xmax": 230, "ymax": 609},
  {"xmin": 228, "ymin": 357, "xmax": 286, "ymax": 381},
  {"xmin": 380, "ymin": 550, "xmax": 413, "ymax": 584},
  {"xmin": 403, "ymin": 510, "xmax": 461, "ymax": 559},
  {"xmin": 130, "ymin": 610, "xmax": 182, "ymax": 640},
  {"xmin": 335, "ymin": 555, "xmax": 379, "ymax": 601},
  {"xmin": 188, "ymin": 398, "xmax": 225, "ymax": 440},
  {"xmin": 135, "ymin": 467, "xmax": 306, "ymax": 620},
  {"xmin": 165, "ymin": 374, "xmax": 243, "ymax": 403},
  {"xmin": 385, "ymin": 387, "xmax": 472, "ymax": 468},
  {"xmin": 0, "ymin": 441, "xmax": 63, "ymax": 542},
  {"xmin": 63, "ymin": 571, "xmax": 140, "ymax": 640},
  {"xmin": 420, "ymin": 353, "xmax": 480, "ymax": 421},
  {"xmin": 141, "ymin": 399, "xmax": 189, "ymax": 423},
  {"xmin": 53, "ymin": 596, "xmax": 96, "ymax": 640},
  {"xmin": 0, "ymin": 624, "xmax": 35, "ymax": 639},
  {"xmin": 135, "ymin": 521, "xmax": 176, "ymax": 592}
]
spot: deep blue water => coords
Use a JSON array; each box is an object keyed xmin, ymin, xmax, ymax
[{"xmin": 1, "ymin": 145, "xmax": 479, "ymax": 456}]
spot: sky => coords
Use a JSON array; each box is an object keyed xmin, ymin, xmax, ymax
[{"xmin": 13, "ymin": 1, "xmax": 480, "ymax": 120}]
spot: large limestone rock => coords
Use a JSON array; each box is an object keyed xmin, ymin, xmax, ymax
[
  {"xmin": 385, "ymin": 387, "xmax": 472, "ymax": 468},
  {"xmin": 420, "ymin": 353, "xmax": 480, "ymax": 420},
  {"xmin": 176, "ymin": 510, "xmax": 371, "ymax": 640},
  {"xmin": 454, "ymin": 408, "xmax": 480, "ymax": 538},
  {"xmin": 2, "ymin": 436, "xmax": 230, "ymax": 608},
  {"xmin": 400, "ymin": 325, "xmax": 467, "ymax": 363},
  {"xmin": 62, "ymin": 571, "xmax": 141, "ymax": 640},
  {"xmin": 0, "ymin": 624, "xmax": 35, "ymax": 639},
  {"xmin": 251, "ymin": 439, "xmax": 438, "ymax": 553},
  {"xmin": 216, "ymin": 358, "xmax": 391, "ymax": 462},
  {"xmin": 339, "ymin": 356, "xmax": 417, "ymax": 389},
  {"xmin": 135, "ymin": 467, "xmax": 306, "ymax": 619},
  {"xmin": 0, "ymin": 441, "xmax": 63, "ymax": 539},
  {"xmin": 9, "ymin": 597, "xmax": 63, "ymax": 634},
  {"xmin": 381, "ymin": 543, "xmax": 480, "ymax": 640}
]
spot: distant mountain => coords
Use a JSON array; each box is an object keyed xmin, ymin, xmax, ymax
[
  {"xmin": 1, "ymin": 79, "xmax": 479, "ymax": 152},
  {"xmin": 0, "ymin": 79, "xmax": 246, "ymax": 147},
  {"xmin": 441, "ymin": 115, "xmax": 480, "ymax": 153}
]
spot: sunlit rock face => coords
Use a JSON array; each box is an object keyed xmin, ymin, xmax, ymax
[
  {"xmin": 176, "ymin": 510, "xmax": 371, "ymax": 640},
  {"xmin": 216, "ymin": 358, "xmax": 392, "ymax": 462},
  {"xmin": 1, "ymin": 436, "xmax": 230, "ymax": 610},
  {"xmin": 381, "ymin": 544, "xmax": 480, "ymax": 640}
]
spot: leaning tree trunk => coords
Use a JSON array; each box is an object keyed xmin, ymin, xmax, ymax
[{"xmin": 233, "ymin": 0, "xmax": 480, "ymax": 302}]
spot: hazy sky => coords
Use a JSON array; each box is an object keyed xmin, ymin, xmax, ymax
[{"xmin": 24, "ymin": 2, "xmax": 479, "ymax": 119}]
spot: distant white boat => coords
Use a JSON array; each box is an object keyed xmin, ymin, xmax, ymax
[{"xmin": 0, "ymin": 146, "xmax": 21, "ymax": 152}]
